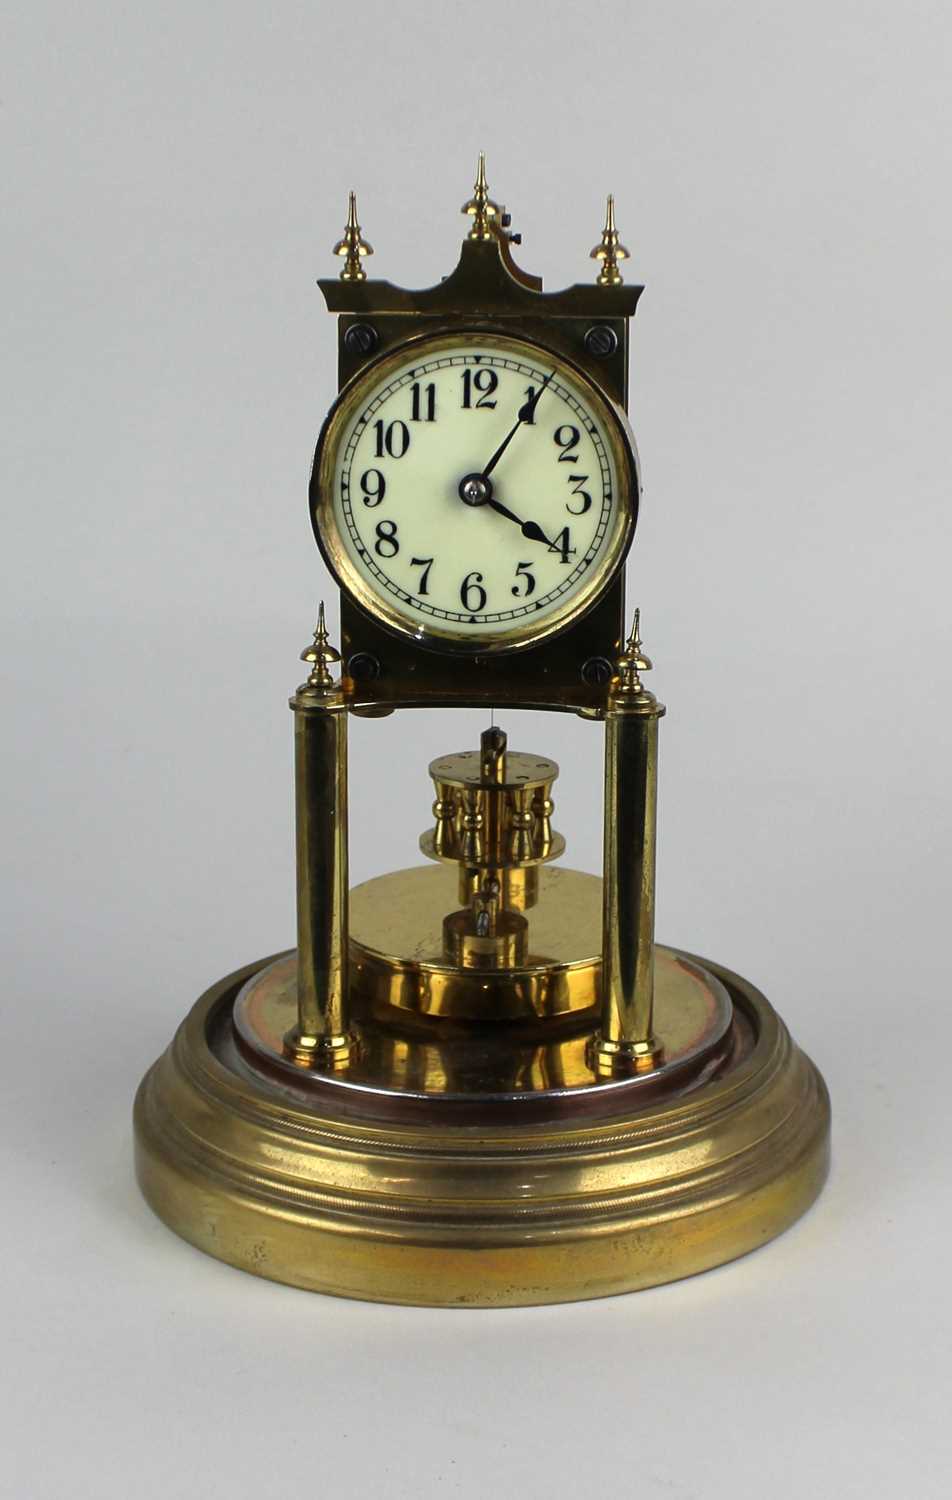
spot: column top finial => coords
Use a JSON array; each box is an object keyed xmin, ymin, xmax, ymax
[
  {"xmin": 333, "ymin": 191, "xmax": 373, "ymax": 281},
  {"xmin": 590, "ymin": 194, "xmax": 631, "ymax": 286},
  {"xmin": 298, "ymin": 602, "xmax": 341, "ymax": 694},
  {"xmin": 612, "ymin": 609, "xmax": 663, "ymax": 713}
]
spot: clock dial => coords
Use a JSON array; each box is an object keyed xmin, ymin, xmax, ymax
[{"xmin": 312, "ymin": 332, "xmax": 636, "ymax": 651}]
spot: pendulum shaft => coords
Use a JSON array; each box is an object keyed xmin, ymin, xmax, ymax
[{"xmin": 592, "ymin": 612, "xmax": 666, "ymax": 1077}]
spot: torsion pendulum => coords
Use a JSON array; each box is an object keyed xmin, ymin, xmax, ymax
[{"xmin": 134, "ymin": 158, "xmax": 830, "ymax": 1306}]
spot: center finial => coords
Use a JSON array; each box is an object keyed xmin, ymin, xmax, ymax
[{"xmin": 461, "ymin": 152, "xmax": 499, "ymax": 241}]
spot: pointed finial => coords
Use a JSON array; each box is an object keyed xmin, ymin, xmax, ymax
[
  {"xmin": 615, "ymin": 608, "xmax": 655, "ymax": 698},
  {"xmin": 333, "ymin": 191, "xmax": 373, "ymax": 281},
  {"xmin": 461, "ymin": 152, "xmax": 500, "ymax": 240},
  {"xmin": 590, "ymin": 194, "xmax": 631, "ymax": 286},
  {"xmin": 298, "ymin": 602, "xmax": 342, "ymax": 693}
]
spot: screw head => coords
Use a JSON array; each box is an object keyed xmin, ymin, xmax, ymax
[
  {"xmin": 343, "ymin": 323, "xmax": 378, "ymax": 357},
  {"xmin": 348, "ymin": 652, "xmax": 381, "ymax": 682},
  {"xmin": 584, "ymin": 325, "xmax": 619, "ymax": 359},
  {"xmin": 581, "ymin": 656, "xmax": 614, "ymax": 686}
]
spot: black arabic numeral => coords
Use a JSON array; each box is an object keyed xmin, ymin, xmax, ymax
[
  {"xmin": 548, "ymin": 526, "xmax": 576, "ymax": 564},
  {"xmin": 410, "ymin": 556, "xmax": 434, "ymax": 595},
  {"xmin": 460, "ymin": 571, "xmax": 487, "ymax": 611},
  {"xmin": 461, "ymin": 368, "xmax": 498, "ymax": 409},
  {"xmin": 566, "ymin": 474, "xmax": 592, "ymax": 514},
  {"xmin": 374, "ymin": 518, "xmax": 399, "ymax": 558},
  {"xmin": 359, "ymin": 468, "xmax": 386, "ymax": 507},
  {"xmin": 373, "ymin": 419, "xmax": 410, "ymax": 458},
  {"xmin": 522, "ymin": 386, "xmax": 537, "ymax": 423},
  {"xmin": 410, "ymin": 382, "xmax": 436, "ymax": 422},
  {"xmin": 554, "ymin": 424, "xmax": 580, "ymax": 462},
  {"xmin": 512, "ymin": 561, "xmax": 536, "ymax": 598}
]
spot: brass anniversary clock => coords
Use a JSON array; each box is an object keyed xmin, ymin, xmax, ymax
[{"xmin": 134, "ymin": 159, "xmax": 830, "ymax": 1306}]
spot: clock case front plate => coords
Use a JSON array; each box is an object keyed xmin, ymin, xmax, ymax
[{"xmin": 315, "ymin": 237, "xmax": 643, "ymax": 712}]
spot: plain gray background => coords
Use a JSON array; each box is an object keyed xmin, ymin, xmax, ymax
[{"xmin": 2, "ymin": 1, "xmax": 950, "ymax": 1496}]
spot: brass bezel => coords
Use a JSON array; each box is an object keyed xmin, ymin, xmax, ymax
[{"xmin": 310, "ymin": 328, "xmax": 638, "ymax": 656}]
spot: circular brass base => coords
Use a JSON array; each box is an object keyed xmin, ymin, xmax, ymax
[{"xmin": 134, "ymin": 944, "xmax": 830, "ymax": 1306}]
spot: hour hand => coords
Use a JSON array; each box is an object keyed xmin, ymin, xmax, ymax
[
  {"xmin": 485, "ymin": 495, "xmax": 526, "ymax": 528},
  {"xmin": 458, "ymin": 474, "xmax": 554, "ymax": 548},
  {"xmin": 486, "ymin": 498, "xmax": 552, "ymax": 548},
  {"xmin": 519, "ymin": 519, "xmax": 552, "ymax": 546}
]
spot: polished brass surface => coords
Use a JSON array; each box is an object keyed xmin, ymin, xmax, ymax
[
  {"xmin": 590, "ymin": 194, "xmax": 631, "ymax": 286},
  {"xmin": 284, "ymin": 613, "xmax": 357, "ymax": 1069},
  {"xmin": 347, "ymin": 864, "xmax": 604, "ymax": 1022},
  {"xmin": 442, "ymin": 904, "xmax": 529, "ymax": 969},
  {"xmin": 593, "ymin": 613, "xmax": 666, "ymax": 1075},
  {"xmin": 421, "ymin": 735, "xmax": 564, "ymax": 874},
  {"xmin": 333, "ymin": 191, "xmax": 373, "ymax": 282},
  {"xmin": 135, "ymin": 948, "xmax": 829, "ymax": 1305},
  {"xmin": 238, "ymin": 865, "xmax": 732, "ymax": 1062},
  {"xmin": 419, "ymin": 727, "xmax": 568, "ymax": 973},
  {"xmin": 234, "ymin": 934, "xmax": 732, "ymax": 1100}
]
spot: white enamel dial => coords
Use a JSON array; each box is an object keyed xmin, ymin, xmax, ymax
[{"xmin": 313, "ymin": 332, "xmax": 636, "ymax": 650}]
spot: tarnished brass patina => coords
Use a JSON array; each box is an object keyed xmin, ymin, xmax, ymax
[{"xmin": 133, "ymin": 162, "xmax": 830, "ymax": 1305}]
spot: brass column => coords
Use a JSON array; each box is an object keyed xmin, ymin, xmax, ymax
[
  {"xmin": 284, "ymin": 606, "xmax": 357, "ymax": 1069},
  {"xmin": 591, "ymin": 612, "xmax": 665, "ymax": 1077}
]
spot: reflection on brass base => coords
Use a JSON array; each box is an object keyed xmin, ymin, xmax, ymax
[
  {"xmin": 282, "ymin": 1026, "xmax": 358, "ymax": 1070},
  {"xmin": 235, "ymin": 867, "xmax": 733, "ymax": 1096},
  {"xmin": 587, "ymin": 1032, "xmax": 664, "ymax": 1077},
  {"xmin": 134, "ymin": 932, "xmax": 830, "ymax": 1307}
]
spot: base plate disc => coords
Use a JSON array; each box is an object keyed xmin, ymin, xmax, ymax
[
  {"xmin": 134, "ymin": 935, "xmax": 830, "ymax": 1306},
  {"xmin": 232, "ymin": 868, "xmax": 736, "ymax": 1115}
]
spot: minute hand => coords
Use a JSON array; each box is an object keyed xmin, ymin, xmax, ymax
[{"xmin": 481, "ymin": 369, "xmax": 556, "ymax": 480}]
